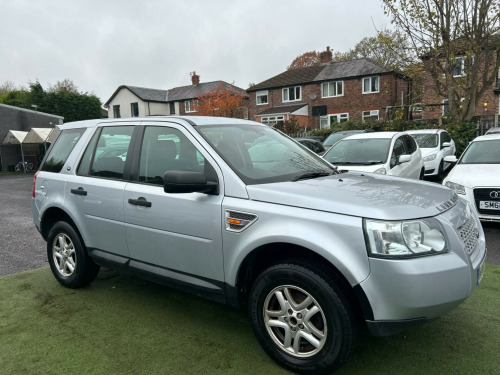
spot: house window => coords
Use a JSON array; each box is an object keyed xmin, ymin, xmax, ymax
[
  {"xmin": 169, "ymin": 102, "xmax": 175, "ymax": 115},
  {"xmin": 452, "ymin": 56, "xmax": 473, "ymax": 77},
  {"xmin": 282, "ymin": 86, "xmax": 301, "ymax": 102},
  {"xmin": 113, "ymin": 105, "xmax": 121, "ymax": 118},
  {"xmin": 362, "ymin": 110, "xmax": 379, "ymax": 122},
  {"xmin": 442, "ymin": 100, "xmax": 449, "ymax": 116},
  {"xmin": 243, "ymin": 107, "xmax": 249, "ymax": 120},
  {"xmin": 256, "ymin": 91, "xmax": 269, "ymax": 105},
  {"xmin": 322, "ymin": 81, "xmax": 344, "ymax": 98},
  {"xmin": 131, "ymin": 102, "xmax": 139, "ymax": 117},
  {"xmin": 362, "ymin": 76, "xmax": 379, "ymax": 94},
  {"xmin": 261, "ymin": 115, "xmax": 285, "ymax": 126},
  {"xmin": 319, "ymin": 113, "xmax": 349, "ymax": 129},
  {"xmin": 185, "ymin": 100, "xmax": 197, "ymax": 113}
]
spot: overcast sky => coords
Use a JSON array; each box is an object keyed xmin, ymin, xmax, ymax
[{"xmin": 0, "ymin": 0, "xmax": 392, "ymax": 106}]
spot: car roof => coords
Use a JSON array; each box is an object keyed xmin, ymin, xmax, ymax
[
  {"xmin": 406, "ymin": 129, "xmax": 441, "ymax": 135},
  {"xmin": 331, "ymin": 129, "xmax": 373, "ymax": 134},
  {"xmin": 471, "ymin": 133, "xmax": 500, "ymax": 142},
  {"xmin": 341, "ymin": 131, "xmax": 400, "ymax": 140},
  {"xmin": 485, "ymin": 127, "xmax": 500, "ymax": 134},
  {"xmin": 58, "ymin": 116, "xmax": 265, "ymax": 129}
]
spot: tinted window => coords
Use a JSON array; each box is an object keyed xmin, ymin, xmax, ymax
[
  {"xmin": 139, "ymin": 126, "xmax": 206, "ymax": 185},
  {"xmin": 441, "ymin": 131, "xmax": 451, "ymax": 145},
  {"xmin": 403, "ymin": 135, "xmax": 417, "ymax": 154},
  {"xmin": 89, "ymin": 126, "xmax": 134, "ymax": 179},
  {"xmin": 41, "ymin": 129, "xmax": 85, "ymax": 173},
  {"xmin": 460, "ymin": 140, "xmax": 500, "ymax": 164}
]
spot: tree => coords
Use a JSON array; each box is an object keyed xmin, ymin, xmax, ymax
[
  {"xmin": 0, "ymin": 81, "xmax": 19, "ymax": 95},
  {"xmin": 382, "ymin": 0, "xmax": 500, "ymax": 122},
  {"xmin": 193, "ymin": 83, "xmax": 246, "ymax": 118},
  {"xmin": 47, "ymin": 79, "xmax": 79, "ymax": 93},
  {"xmin": 287, "ymin": 51, "xmax": 321, "ymax": 70}
]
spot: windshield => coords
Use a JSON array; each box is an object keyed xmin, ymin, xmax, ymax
[
  {"xmin": 410, "ymin": 134, "xmax": 438, "ymax": 148},
  {"xmin": 460, "ymin": 139, "xmax": 500, "ymax": 164},
  {"xmin": 323, "ymin": 132, "xmax": 354, "ymax": 146},
  {"xmin": 323, "ymin": 138, "xmax": 391, "ymax": 165},
  {"xmin": 196, "ymin": 124, "xmax": 335, "ymax": 184}
]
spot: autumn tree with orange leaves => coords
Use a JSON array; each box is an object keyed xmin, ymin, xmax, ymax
[{"xmin": 193, "ymin": 84, "xmax": 246, "ymax": 118}]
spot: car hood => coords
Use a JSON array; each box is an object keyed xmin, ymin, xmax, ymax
[
  {"xmin": 446, "ymin": 164, "xmax": 500, "ymax": 188},
  {"xmin": 419, "ymin": 148, "xmax": 437, "ymax": 158},
  {"xmin": 247, "ymin": 172, "xmax": 456, "ymax": 220}
]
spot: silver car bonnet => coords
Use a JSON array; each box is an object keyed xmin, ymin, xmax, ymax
[{"xmin": 246, "ymin": 172, "xmax": 456, "ymax": 220}]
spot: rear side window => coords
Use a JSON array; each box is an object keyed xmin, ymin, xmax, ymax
[
  {"xmin": 41, "ymin": 129, "xmax": 85, "ymax": 173},
  {"xmin": 403, "ymin": 135, "xmax": 417, "ymax": 154},
  {"xmin": 78, "ymin": 126, "xmax": 134, "ymax": 179}
]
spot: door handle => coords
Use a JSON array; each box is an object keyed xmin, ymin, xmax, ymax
[
  {"xmin": 70, "ymin": 187, "xmax": 87, "ymax": 196},
  {"xmin": 128, "ymin": 197, "xmax": 152, "ymax": 207}
]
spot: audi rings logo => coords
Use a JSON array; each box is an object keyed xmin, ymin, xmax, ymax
[{"xmin": 490, "ymin": 191, "xmax": 500, "ymax": 198}]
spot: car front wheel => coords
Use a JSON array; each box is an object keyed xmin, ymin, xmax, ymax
[
  {"xmin": 47, "ymin": 221, "xmax": 100, "ymax": 288},
  {"xmin": 249, "ymin": 261, "xmax": 356, "ymax": 374}
]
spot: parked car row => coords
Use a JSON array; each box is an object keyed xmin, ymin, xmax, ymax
[{"xmin": 295, "ymin": 127, "xmax": 499, "ymax": 223}]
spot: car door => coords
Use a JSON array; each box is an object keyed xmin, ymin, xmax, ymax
[
  {"xmin": 65, "ymin": 124, "xmax": 135, "ymax": 258},
  {"xmin": 123, "ymin": 122, "xmax": 225, "ymax": 286},
  {"xmin": 403, "ymin": 134, "xmax": 422, "ymax": 179}
]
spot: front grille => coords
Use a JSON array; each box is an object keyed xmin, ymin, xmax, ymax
[
  {"xmin": 473, "ymin": 188, "xmax": 500, "ymax": 216},
  {"xmin": 458, "ymin": 216, "xmax": 479, "ymax": 256}
]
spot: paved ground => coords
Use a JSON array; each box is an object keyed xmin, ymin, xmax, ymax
[{"xmin": 0, "ymin": 173, "xmax": 499, "ymax": 277}]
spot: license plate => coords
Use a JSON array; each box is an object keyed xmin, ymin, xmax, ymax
[
  {"xmin": 477, "ymin": 258, "xmax": 485, "ymax": 285},
  {"xmin": 479, "ymin": 201, "xmax": 500, "ymax": 210}
]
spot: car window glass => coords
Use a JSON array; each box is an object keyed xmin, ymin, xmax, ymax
[
  {"xmin": 77, "ymin": 129, "xmax": 100, "ymax": 175},
  {"xmin": 411, "ymin": 134, "xmax": 438, "ymax": 148},
  {"xmin": 390, "ymin": 138, "xmax": 405, "ymax": 169},
  {"xmin": 460, "ymin": 140, "xmax": 500, "ymax": 164},
  {"xmin": 41, "ymin": 129, "xmax": 85, "ymax": 173},
  {"xmin": 139, "ymin": 126, "xmax": 206, "ymax": 185},
  {"xmin": 441, "ymin": 132, "xmax": 451, "ymax": 144},
  {"xmin": 323, "ymin": 138, "xmax": 390, "ymax": 165},
  {"xmin": 89, "ymin": 126, "xmax": 134, "ymax": 179},
  {"xmin": 403, "ymin": 135, "xmax": 416, "ymax": 154}
]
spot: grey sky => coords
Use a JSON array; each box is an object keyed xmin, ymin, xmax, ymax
[{"xmin": 0, "ymin": 0, "xmax": 391, "ymax": 106}]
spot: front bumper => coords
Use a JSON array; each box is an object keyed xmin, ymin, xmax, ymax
[{"xmin": 359, "ymin": 203, "xmax": 486, "ymax": 335}]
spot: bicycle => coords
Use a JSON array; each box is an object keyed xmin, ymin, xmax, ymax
[{"xmin": 15, "ymin": 160, "xmax": 33, "ymax": 172}]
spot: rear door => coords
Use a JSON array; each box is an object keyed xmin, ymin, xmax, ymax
[
  {"xmin": 65, "ymin": 123, "xmax": 136, "ymax": 258},
  {"xmin": 123, "ymin": 122, "xmax": 225, "ymax": 288}
]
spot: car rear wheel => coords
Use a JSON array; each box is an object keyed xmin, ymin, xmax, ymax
[
  {"xmin": 47, "ymin": 221, "xmax": 100, "ymax": 288},
  {"xmin": 249, "ymin": 261, "xmax": 356, "ymax": 374}
]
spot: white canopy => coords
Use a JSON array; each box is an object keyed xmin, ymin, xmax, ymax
[
  {"xmin": 23, "ymin": 128, "xmax": 53, "ymax": 143},
  {"xmin": 1, "ymin": 130, "xmax": 28, "ymax": 145}
]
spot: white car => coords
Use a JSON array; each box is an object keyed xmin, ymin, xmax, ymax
[
  {"xmin": 443, "ymin": 133, "xmax": 500, "ymax": 222},
  {"xmin": 322, "ymin": 132, "xmax": 425, "ymax": 179},
  {"xmin": 407, "ymin": 129, "xmax": 456, "ymax": 178}
]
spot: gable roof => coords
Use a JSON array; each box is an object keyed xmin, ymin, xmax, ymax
[
  {"xmin": 104, "ymin": 81, "xmax": 246, "ymax": 107},
  {"xmin": 247, "ymin": 59, "xmax": 397, "ymax": 92}
]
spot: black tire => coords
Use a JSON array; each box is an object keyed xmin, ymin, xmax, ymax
[
  {"xmin": 249, "ymin": 261, "xmax": 357, "ymax": 374},
  {"xmin": 26, "ymin": 162, "xmax": 33, "ymax": 172},
  {"xmin": 47, "ymin": 221, "xmax": 100, "ymax": 288},
  {"xmin": 437, "ymin": 160, "xmax": 444, "ymax": 179}
]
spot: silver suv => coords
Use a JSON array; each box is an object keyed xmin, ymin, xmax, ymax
[{"xmin": 33, "ymin": 116, "xmax": 486, "ymax": 374}]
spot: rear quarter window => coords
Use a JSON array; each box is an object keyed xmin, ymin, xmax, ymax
[{"xmin": 41, "ymin": 129, "xmax": 85, "ymax": 173}]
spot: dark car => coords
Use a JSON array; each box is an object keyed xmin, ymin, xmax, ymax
[
  {"xmin": 323, "ymin": 130, "xmax": 374, "ymax": 151},
  {"xmin": 294, "ymin": 137, "xmax": 326, "ymax": 155}
]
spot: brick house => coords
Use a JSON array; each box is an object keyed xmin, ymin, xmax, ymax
[
  {"xmin": 104, "ymin": 72, "xmax": 248, "ymax": 119},
  {"xmin": 247, "ymin": 47, "xmax": 412, "ymax": 129},
  {"xmin": 419, "ymin": 39, "xmax": 500, "ymax": 128}
]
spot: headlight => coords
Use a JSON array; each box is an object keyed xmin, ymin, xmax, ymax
[
  {"xmin": 364, "ymin": 218, "xmax": 448, "ymax": 257},
  {"xmin": 423, "ymin": 154, "xmax": 437, "ymax": 162},
  {"xmin": 373, "ymin": 167, "xmax": 386, "ymax": 174},
  {"xmin": 445, "ymin": 181, "xmax": 466, "ymax": 195}
]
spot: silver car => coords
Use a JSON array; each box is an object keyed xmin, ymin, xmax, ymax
[{"xmin": 32, "ymin": 116, "xmax": 486, "ymax": 374}]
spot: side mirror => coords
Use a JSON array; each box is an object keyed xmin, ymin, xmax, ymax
[
  {"xmin": 164, "ymin": 170, "xmax": 218, "ymax": 195},
  {"xmin": 398, "ymin": 154, "xmax": 412, "ymax": 164},
  {"xmin": 444, "ymin": 155, "xmax": 458, "ymax": 164},
  {"xmin": 442, "ymin": 142, "xmax": 451, "ymax": 149}
]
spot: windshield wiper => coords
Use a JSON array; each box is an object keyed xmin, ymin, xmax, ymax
[{"xmin": 292, "ymin": 171, "xmax": 335, "ymax": 182}]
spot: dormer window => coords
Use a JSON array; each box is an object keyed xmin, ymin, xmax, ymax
[{"xmin": 282, "ymin": 86, "xmax": 301, "ymax": 102}]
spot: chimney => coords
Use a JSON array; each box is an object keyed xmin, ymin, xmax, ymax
[
  {"xmin": 320, "ymin": 46, "xmax": 332, "ymax": 64},
  {"xmin": 191, "ymin": 71, "xmax": 200, "ymax": 85}
]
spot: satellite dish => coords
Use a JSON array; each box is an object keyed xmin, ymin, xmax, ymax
[{"xmin": 309, "ymin": 93, "xmax": 317, "ymax": 99}]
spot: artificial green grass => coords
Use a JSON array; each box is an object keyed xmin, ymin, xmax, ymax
[{"xmin": 1, "ymin": 265, "xmax": 499, "ymax": 375}]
